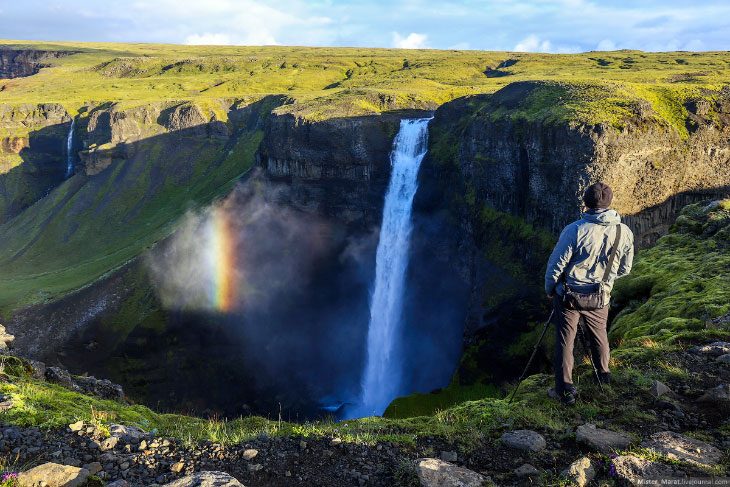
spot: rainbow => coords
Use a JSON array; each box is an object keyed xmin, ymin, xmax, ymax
[{"xmin": 208, "ymin": 207, "xmax": 238, "ymax": 312}]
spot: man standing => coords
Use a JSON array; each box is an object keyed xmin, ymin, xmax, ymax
[{"xmin": 544, "ymin": 182, "xmax": 634, "ymax": 405}]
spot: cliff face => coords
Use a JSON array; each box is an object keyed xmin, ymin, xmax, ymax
[
  {"xmin": 257, "ymin": 111, "xmax": 428, "ymax": 227},
  {"xmin": 0, "ymin": 103, "xmax": 71, "ymax": 222},
  {"xmin": 0, "ymin": 48, "xmax": 75, "ymax": 79},
  {"xmin": 429, "ymin": 85, "xmax": 730, "ymax": 244}
]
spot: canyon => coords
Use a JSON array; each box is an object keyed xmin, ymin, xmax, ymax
[{"xmin": 1, "ymin": 43, "xmax": 730, "ymax": 423}]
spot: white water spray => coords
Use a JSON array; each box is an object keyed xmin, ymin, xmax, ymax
[
  {"xmin": 65, "ymin": 118, "xmax": 75, "ymax": 178},
  {"xmin": 348, "ymin": 117, "xmax": 432, "ymax": 418}
]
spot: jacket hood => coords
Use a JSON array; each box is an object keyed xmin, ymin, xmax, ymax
[{"xmin": 582, "ymin": 208, "xmax": 621, "ymax": 226}]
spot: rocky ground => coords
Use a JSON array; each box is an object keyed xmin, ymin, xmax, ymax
[{"xmin": 0, "ymin": 339, "xmax": 728, "ymax": 486}]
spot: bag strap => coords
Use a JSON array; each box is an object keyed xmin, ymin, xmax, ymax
[{"xmin": 601, "ymin": 224, "xmax": 622, "ymax": 283}]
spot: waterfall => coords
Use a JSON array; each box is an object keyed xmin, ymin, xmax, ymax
[
  {"xmin": 65, "ymin": 118, "xmax": 75, "ymax": 178},
  {"xmin": 348, "ymin": 117, "xmax": 432, "ymax": 418}
]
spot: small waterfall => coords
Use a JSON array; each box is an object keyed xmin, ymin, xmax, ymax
[
  {"xmin": 65, "ymin": 118, "xmax": 75, "ymax": 178},
  {"xmin": 348, "ymin": 117, "xmax": 432, "ymax": 418}
]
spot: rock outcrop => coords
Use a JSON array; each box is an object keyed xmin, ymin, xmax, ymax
[{"xmin": 0, "ymin": 48, "xmax": 76, "ymax": 79}]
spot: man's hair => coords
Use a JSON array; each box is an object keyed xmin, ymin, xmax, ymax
[{"xmin": 583, "ymin": 182, "xmax": 613, "ymax": 209}]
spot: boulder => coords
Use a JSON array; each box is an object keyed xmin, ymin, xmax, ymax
[
  {"xmin": 697, "ymin": 384, "xmax": 730, "ymax": 406},
  {"xmin": 162, "ymin": 471, "xmax": 245, "ymax": 487},
  {"xmin": 717, "ymin": 354, "xmax": 730, "ymax": 364},
  {"xmin": 416, "ymin": 458, "xmax": 488, "ymax": 487},
  {"xmin": 575, "ymin": 423, "xmax": 632, "ymax": 453},
  {"xmin": 562, "ymin": 457, "xmax": 595, "ymax": 487},
  {"xmin": 75, "ymin": 375, "xmax": 124, "ymax": 400},
  {"xmin": 641, "ymin": 431, "xmax": 723, "ymax": 468},
  {"xmin": 612, "ymin": 455, "xmax": 684, "ymax": 484},
  {"xmin": 690, "ymin": 341, "xmax": 730, "ymax": 356},
  {"xmin": 17, "ymin": 462, "xmax": 90, "ymax": 487},
  {"xmin": 500, "ymin": 429, "xmax": 546, "ymax": 452}
]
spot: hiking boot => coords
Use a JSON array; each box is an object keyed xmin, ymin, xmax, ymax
[
  {"xmin": 548, "ymin": 387, "xmax": 576, "ymax": 405},
  {"xmin": 599, "ymin": 372, "xmax": 611, "ymax": 385}
]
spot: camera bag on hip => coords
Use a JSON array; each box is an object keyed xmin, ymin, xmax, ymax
[{"xmin": 563, "ymin": 225, "xmax": 622, "ymax": 311}]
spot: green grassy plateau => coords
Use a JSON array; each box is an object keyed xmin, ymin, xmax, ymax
[{"xmin": 2, "ymin": 39, "xmax": 730, "ymax": 124}]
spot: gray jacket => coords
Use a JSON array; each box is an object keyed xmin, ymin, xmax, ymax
[{"xmin": 545, "ymin": 209, "xmax": 634, "ymax": 297}]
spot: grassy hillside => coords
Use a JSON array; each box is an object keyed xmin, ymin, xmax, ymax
[
  {"xmin": 0, "ymin": 121, "xmax": 263, "ymax": 315},
  {"xmin": 2, "ymin": 40, "xmax": 730, "ymax": 124}
]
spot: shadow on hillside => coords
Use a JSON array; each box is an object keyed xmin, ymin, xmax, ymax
[{"xmin": 624, "ymin": 187, "xmax": 730, "ymax": 248}]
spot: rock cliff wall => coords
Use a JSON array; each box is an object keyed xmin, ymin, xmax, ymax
[
  {"xmin": 257, "ymin": 110, "xmax": 429, "ymax": 227},
  {"xmin": 0, "ymin": 48, "xmax": 75, "ymax": 79}
]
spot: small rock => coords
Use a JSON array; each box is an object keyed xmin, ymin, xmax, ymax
[
  {"xmin": 83, "ymin": 462, "xmax": 102, "ymax": 475},
  {"xmin": 650, "ymin": 380, "xmax": 672, "ymax": 398},
  {"xmin": 299, "ymin": 440, "xmax": 307, "ymax": 450},
  {"xmin": 17, "ymin": 462, "xmax": 90, "ymax": 487},
  {"xmin": 161, "ymin": 471, "xmax": 245, "ymax": 487},
  {"xmin": 242, "ymin": 448, "xmax": 258, "ymax": 460},
  {"xmin": 575, "ymin": 423, "xmax": 632, "ymax": 453},
  {"xmin": 641, "ymin": 431, "xmax": 722, "ymax": 468},
  {"xmin": 68, "ymin": 421, "xmax": 85, "ymax": 432},
  {"xmin": 330, "ymin": 437, "xmax": 342, "ymax": 446},
  {"xmin": 170, "ymin": 462, "xmax": 185, "ymax": 473},
  {"xmin": 501, "ymin": 429, "xmax": 546, "ymax": 452},
  {"xmin": 0, "ymin": 325, "xmax": 14, "ymax": 350},
  {"xmin": 562, "ymin": 457, "xmax": 595, "ymax": 487},
  {"xmin": 0, "ymin": 397, "xmax": 13, "ymax": 411},
  {"xmin": 514, "ymin": 463, "xmax": 540, "ymax": 478},
  {"xmin": 440, "ymin": 450, "xmax": 458, "ymax": 462},
  {"xmin": 100, "ymin": 436, "xmax": 119, "ymax": 451},
  {"xmin": 109, "ymin": 424, "xmax": 146, "ymax": 442},
  {"xmin": 106, "ymin": 481, "xmax": 129, "ymax": 487},
  {"xmin": 248, "ymin": 464, "xmax": 263, "ymax": 472},
  {"xmin": 612, "ymin": 455, "xmax": 684, "ymax": 484},
  {"xmin": 416, "ymin": 458, "xmax": 488, "ymax": 487},
  {"xmin": 717, "ymin": 354, "xmax": 730, "ymax": 364},
  {"xmin": 28, "ymin": 360, "xmax": 46, "ymax": 380}
]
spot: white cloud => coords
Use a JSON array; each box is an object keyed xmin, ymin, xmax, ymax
[
  {"xmin": 513, "ymin": 34, "xmax": 581, "ymax": 53},
  {"xmin": 596, "ymin": 39, "xmax": 617, "ymax": 51},
  {"xmin": 393, "ymin": 32, "xmax": 429, "ymax": 49},
  {"xmin": 185, "ymin": 33, "xmax": 234, "ymax": 46},
  {"xmin": 513, "ymin": 34, "xmax": 552, "ymax": 52}
]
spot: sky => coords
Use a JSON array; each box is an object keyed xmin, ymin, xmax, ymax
[{"xmin": 1, "ymin": 0, "xmax": 729, "ymax": 52}]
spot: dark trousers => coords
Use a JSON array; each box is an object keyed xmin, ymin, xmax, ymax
[{"xmin": 553, "ymin": 296, "xmax": 610, "ymax": 392}]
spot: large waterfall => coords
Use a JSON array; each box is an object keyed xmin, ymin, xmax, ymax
[
  {"xmin": 65, "ymin": 118, "xmax": 75, "ymax": 178},
  {"xmin": 348, "ymin": 117, "xmax": 432, "ymax": 418}
]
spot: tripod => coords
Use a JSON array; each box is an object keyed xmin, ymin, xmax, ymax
[{"xmin": 508, "ymin": 308, "xmax": 604, "ymax": 405}]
